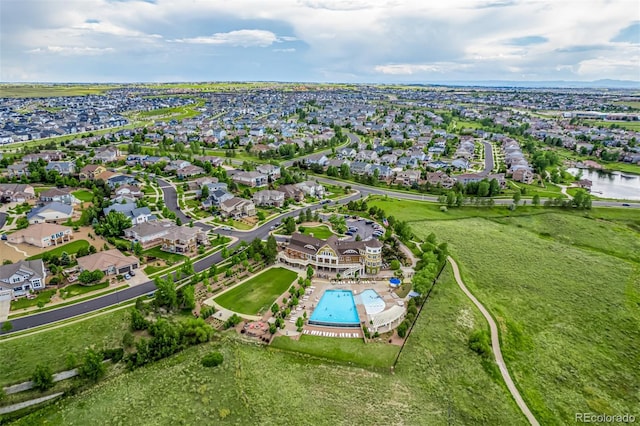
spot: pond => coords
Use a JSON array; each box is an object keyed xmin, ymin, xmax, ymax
[{"xmin": 567, "ymin": 168, "xmax": 640, "ymax": 200}]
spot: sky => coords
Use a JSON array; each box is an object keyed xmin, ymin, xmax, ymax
[{"xmin": 1, "ymin": 0, "xmax": 639, "ymax": 84}]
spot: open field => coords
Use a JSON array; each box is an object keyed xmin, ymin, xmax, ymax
[
  {"xmin": 0, "ymin": 308, "xmax": 130, "ymax": 386},
  {"xmin": 71, "ymin": 190, "xmax": 94, "ymax": 202},
  {"xmin": 26, "ymin": 240, "xmax": 90, "ymax": 260},
  {"xmin": 214, "ymin": 267, "xmax": 298, "ymax": 315},
  {"xmin": 301, "ymin": 225, "xmax": 335, "ymax": 239},
  {"xmin": 10, "ymin": 263, "xmax": 525, "ymax": 425},
  {"xmin": 0, "ymin": 84, "xmax": 118, "ymax": 98},
  {"xmin": 410, "ymin": 215, "xmax": 640, "ymax": 424},
  {"xmin": 270, "ymin": 335, "xmax": 399, "ymax": 369},
  {"xmin": 583, "ymin": 119, "xmax": 640, "ymax": 131}
]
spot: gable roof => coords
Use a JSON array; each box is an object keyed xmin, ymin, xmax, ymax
[{"xmin": 77, "ymin": 249, "xmax": 138, "ymax": 272}]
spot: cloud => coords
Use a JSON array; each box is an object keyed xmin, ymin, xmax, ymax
[
  {"xmin": 374, "ymin": 63, "xmax": 470, "ymax": 75},
  {"xmin": 171, "ymin": 30, "xmax": 279, "ymax": 47},
  {"xmin": 273, "ymin": 48, "xmax": 296, "ymax": 53},
  {"xmin": 27, "ymin": 46, "xmax": 115, "ymax": 56}
]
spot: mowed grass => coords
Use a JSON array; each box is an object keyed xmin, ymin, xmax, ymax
[
  {"xmin": 141, "ymin": 246, "xmax": 187, "ymax": 263},
  {"xmin": 301, "ymin": 225, "xmax": 335, "ymax": 239},
  {"xmin": 270, "ymin": 335, "xmax": 399, "ymax": 369},
  {"xmin": 0, "ymin": 84, "xmax": 117, "ymax": 98},
  {"xmin": 71, "ymin": 190, "xmax": 94, "ymax": 202},
  {"xmin": 214, "ymin": 267, "xmax": 298, "ymax": 315},
  {"xmin": 26, "ymin": 240, "xmax": 90, "ymax": 260},
  {"xmin": 413, "ymin": 217, "xmax": 640, "ymax": 424},
  {"xmin": 0, "ymin": 308, "xmax": 130, "ymax": 386}
]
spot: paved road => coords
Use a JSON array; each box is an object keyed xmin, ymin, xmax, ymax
[
  {"xmin": 448, "ymin": 256, "xmax": 539, "ymax": 426},
  {"xmin": 481, "ymin": 141, "xmax": 495, "ymax": 175},
  {"xmin": 0, "ymin": 212, "xmax": 6, "ymax": 230}
]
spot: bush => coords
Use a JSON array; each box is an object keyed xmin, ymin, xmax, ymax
[
  {"xmin": 390, "ymin": 259, "xmax": 401, "ymax": 270},
  {"xmin": 101, "ymin": 348, "xmax": 124, "ymax": 363},
  {"xmin": 223, "ymin": 314, "xmax": 241, "ymax": 329},
  {"xmin": 202, "ymin": 351, "xmax": 224, "ymax": 367},
  {"xmin": 79, "ymin": 349, "xmax": 107, "ymax": 382},
  {"xmin": 122, "ymin": 332, "xmax": 134, "ymax": 348},
  {"xmin": 31, "ymin": 364, "xmax": 54, "ymax": 391},
  {"xmin": 468, "ymin": 330, "xmax": 492, "ymax": 358}
]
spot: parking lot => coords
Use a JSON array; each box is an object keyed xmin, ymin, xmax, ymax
[{"xmin": 318, "ymin": 213, "xmax": 384, "ymax": 242}]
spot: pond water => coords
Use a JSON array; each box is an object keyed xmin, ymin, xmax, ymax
[{"xmin": 567, "ymin": 168, "xmax": 640, "ymax": 200}]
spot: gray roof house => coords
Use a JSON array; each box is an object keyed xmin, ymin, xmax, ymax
[
  {"xmin": 26, "ymin": 202, "xmax": 74, "ymax": 224},
  {"xmin": 103, "ymin": 202, "xmax": 155, "ymax": 225},
  {"xmin": 0, "ymin": 259, "xmax": 47, "ymax": 298},
  {"xmin": 45, "ymin": 161, "xmax": 76, "ymax": 175}
]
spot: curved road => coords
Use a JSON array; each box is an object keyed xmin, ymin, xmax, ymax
[{"xmin": 448, "ymin": 256, "xmax": 539, "ymax": 426}]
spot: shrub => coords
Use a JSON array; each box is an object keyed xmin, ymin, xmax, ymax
[
  {"xmin": 79, "ymin": 349, "xmax": 107, "ymax": 382},
  {"xmin": 468, "ymin": 330, "xmax": 491, "ymax": 358},
  {"xmin": 390, "ymin": 260, "xmax": 401, "ymax": 270},
  {"xmin": 102, "ymin": 348, "xmax": 124, "ymax": 363},
  {"xmin": 122, "ymin": 332, "xmax": 135, "ymax": 348},
  {"xmin": 202, "ymin": 351, "xmax": 224, "ymax": 367},
  {"xmin": 31, "ymin": 364, "xmax": 54, "ymax": 391}
]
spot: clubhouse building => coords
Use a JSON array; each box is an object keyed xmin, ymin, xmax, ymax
[{"xmin": 279, "ymin": 232, "xmax": 383, "ymax": 277}]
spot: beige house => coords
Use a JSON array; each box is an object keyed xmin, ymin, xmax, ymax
[
  {"xmin": 220, "ymin": 197, "xmax": 256, "ymax": 218},
  {"xmin": 8, "ymin": 223, "xmax": 73, "ymax": 248},
  {"xmin": 77, "ymin": 249, "xmax": 139, "ymax": 276},
  {"xmin": 124, "ymin": 220, "xmax": 208, "ymax": 254}
]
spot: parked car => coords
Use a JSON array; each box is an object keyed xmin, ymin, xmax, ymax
[
  {"xmin": 129, "ymin": 270, "xmax": 135, "ymax": 276},
  {"xmin": 622, "ymin": 203, "xmax": 630, "ymax": 206},
  {"xmin": 124, "ymin": 273, "xmax": 131, "ymax": 280}
]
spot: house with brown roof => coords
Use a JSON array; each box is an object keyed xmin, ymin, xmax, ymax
[
  {"xmin": 8, "ymin": 223, "xmax": 73, "ymax": 248},
  {"xmin": 39, "ymin": 187, "xmax": 78, "ymax": 205},
  {"xmin": 280, "ymin": 232, "xmax": 383, "ymax": 276},
  {"xmin": 220, "ymin": 197, "xmax": 256, "ymax": 218},
  {"xmin": 124, "ymin": 220, "xmax": 208, "ymax": 254},
  {"xmin": 0, "ymin": 184, "xmax": 35, "ymax": 203},
  {"xmin": 76, "ymin": 249, "xmax": 139, "ymax": 276},
  {"xmin": 79, "ymin": 164, "xmax": 107, "ymax": 180}
]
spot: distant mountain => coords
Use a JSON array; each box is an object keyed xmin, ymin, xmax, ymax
[{"xmin": 415, "ymin": 79, "xmax": 640, "ymax": 89}]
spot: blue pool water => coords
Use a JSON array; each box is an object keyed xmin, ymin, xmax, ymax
[
  {"xmin": 358, "ymin": 289, "xmax": 385, "ymax": 315},
  {"xmin": 310, "ymin": 290, "xmax": 360, "ymax": 327}
]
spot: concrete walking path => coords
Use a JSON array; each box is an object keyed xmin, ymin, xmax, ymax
[
  {"xmin": 447, "ymin": 256, "xmax": 539, "ymax": 426},
  {"xmin": 0, "ymin": 392, "xmax": 63, "ymax": 414},
  {"xmin": 3, "ymin": 369, "xmax": 78, "ymax": 395}
]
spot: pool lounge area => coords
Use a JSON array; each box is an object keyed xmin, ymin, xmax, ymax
[{"xmin": 309, "ymin": 289, "xmax": 361, "ymax": 328}]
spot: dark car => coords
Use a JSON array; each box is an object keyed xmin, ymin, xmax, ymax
[{"xmin": 622, "ymin": 203, "xmax": 630, "ymax": 207}]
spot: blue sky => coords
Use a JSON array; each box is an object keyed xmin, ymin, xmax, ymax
[{"xmin": 1, "ymin": 0, "xmax": 638, "ymax": 83}]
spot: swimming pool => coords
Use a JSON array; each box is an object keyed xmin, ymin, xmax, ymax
[
  {"xmin": 309, "ymin": 290, "xmax": 360, "ymax": 327},
  {"xmin": 358, "ymin": 289, "xmax": 385, "ymax": 315}
]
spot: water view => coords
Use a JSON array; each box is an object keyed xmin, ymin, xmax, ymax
[{"xmin": 567, "ymin": 168, "xmax": 640, "ymax": 200}]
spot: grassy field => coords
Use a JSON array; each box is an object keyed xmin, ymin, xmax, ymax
[
  {"xmin": 26, "ymin": 240, "xmax": 90, "ymax": 260},
  {"xmin": 141, "ymin": 246, "xmax": 187, "ymax": 264},
  {"xmin": 270, "ymin": 335, "xmax": 399, "ymax": 369},
  {"xmin": 59, "ymin": 281, "xmax": 110, "ymax": 299},
  {"xmin": 410, "ymin": 215, "xmax": 640, "ymax": 424},
  {"xmin": 71, "ymin": 190, "xmax": 94, "ymax": 202},
  {"xmin": 0, "ymin": 84, "xmax": 118, "ymax": 98},
  {"xmin": 10, "ymin": 263, "xmax": 526, "ymax": 425},
  {"xmin": 301, "ymin": 225, "xmax": 335, "ymax": 239},
  {"xmin": 214, "ymin": 267, "xmax": 298, "ymax": 315},
  {"xmin": 0, "ymin": 308, "xmax": 130, "ymax": 386},
  {"xmin": 10, "ymin": 289, "xmax": 56, "ymax": 311}
]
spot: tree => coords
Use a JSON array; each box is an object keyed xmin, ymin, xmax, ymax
[
  {"xmin": 339, "ymin": 163, "xmax": 351, "ymax": 179},
  {"xmin": 15, "ymin": 217, "xmax": 29, "ymax": 230},
  {"xmin": 200, "ymin": 184, "xmax": 210, "ymax": 200},
  {"xmin": 176, "ymin": 217, "xmax": 182, "ymax": 226},
  {"xmin": 79, "ymin": 349, "xmax": 106, "ymax": 383},
  {"xmin": 32, "ymin": 364, "xmax": 54, "ymax": 391},
  {"xmin": 284, "ymin": 217, "xmax": 296, "ymax": 234},
  {"xmin": 306, "ymin": 265, "xmax": 314, "ymax": 279},
  {"xmin": 271, "ymin": 303, "xmax": 279, "ymax": 315},
  {"xmin": 79, "ymin": 269, "xmax": 104, "ymax": 285},
  {"xmin": 532, "ymin": 194, "xmax": 540, "ymax": 206},
  {"xmin": 390, "ymin": 260, "xmax": 401, "ymax": 270},
  {"xmin": 95, "ymin": 211, "xmax": 132, "ymax": 238},
  {"xmin": 202, "ymin": 351, "xmax": 224, "ymax": 367},
  {"xmin": 154, "ymin": 277, "xmax": 178, "ymax": 310},
  {"xmin": 512, "ymin": 190, "xmax": 521, "ymax": 205},
  {"xmin": 178, "ymin": 285, "xmax": 196, "ymax": 310},
  {"xmin": 265, "ymin": 235, "xmax": 278, "ymax": 264}
]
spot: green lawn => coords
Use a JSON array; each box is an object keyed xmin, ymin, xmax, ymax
[
  {"xmin": 214, "ymin": 267, "xmax": 298, "ymax": 315},
  {"xmin": 0, "ymin": 84, "xmax": 117, "ymax": 98},
  {"xmin": 26, "ymin": 240, "xmax": 90, "ymax": 260},
  {"xmin": 71, "ymin": 190, "xmax": 94, "ymax": 202},
  {"xmin": 0, "ymin": 308, "xmax": 130, "ymax": 386},
  {"xmin": 141, "ymin": 246, "xmax": 187, "ymax": 264},
  {"xmin": 59, "ymin": 281, "xmax": 110, "ymax": 299},
  {"xmin": 10, "ymin": 289, "xmax": 56, "ymax": 311},
  {"xmin": 301, "ymin": 225, "xmax": 335, "ymax": 239},
  {"xmin": 270, "ymin": 335, "xmax": 399, "ymax": 369},
  {"xmin": 412, "ymin": 216, "xmax": 640, "ymax": 424}
]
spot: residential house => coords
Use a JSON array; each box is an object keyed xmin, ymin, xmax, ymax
[
  {"xmin": 93, "ymin": 146, "xmax": 119, "ymax": 163},
  {"xmin": 0, "ymin": 183, "xmax": 35, "ymax": 203},
  {"xmin": 350, "ymin": 161, "xmax": 371, "ymax": 175},
  {"xmin": 355, "ymin": 150, "xmax": 378, "ymax": 163},
  {"xmin": 451, "ymin": 159, "xmax": 470, "ymax": 170},
  {"xmin": 425, "ymin": 171, "xmax": 456, "ymax": 189},
  {"xmin": 0, "ymin": 260, "xmax": 46, "ymax": 297},
  {"xmin": 7, "ymin": 163, "xmax": 30, "ymax": 178},
  {"xmin": 295, "ymin": 181, "xmax": 325, "ymax": 198},
  {"xmin": 220, "ymin": 197, "xmax": 256, "ymax": 218},
  {"xmin": 256, "ymin": 164, "xmax": 281, "ymax": 180},
  {"xmin": 79, "ymin": 164, "xmax": 107, "ymax": 180},
  {"xmin": 253, "ymin": 190, "xmax": 285, "ymax": 207},
  {"xmin": 106, "ymin": 174, "xmax": 137, "ymax": 189},
  {"xmin": 337, "ymin": 147, "xmax": 357, "ymax": 159},
  {"xmin": 39, "ymin": 187, "xmax": 78, "ymax": 205},
  {"xmin": 231, "ymin": 171, "xmax": 268, "ymax": 188},
  {"xmin": 26, "ymin": 202, "xmax": 74, "ymax": 224},
  {"xmin": 45, "ymin": 161, "xmax": 76, "ymax": 176},
  {"xmin": 124, "ymin": 220, "xmax": 207, "ymax": 253},
  {"xmin": 103, "ymin": 202, "xmax": 155, "ymax": 225},
  {"xmin": 8, "ymin": 223, "xmax": 73, "ymax": 248},
  {"xmin": 196, "ymin": 156, "xmax": 225, "ymax": 167},
  {"xmin": 164, "ymin": 159, "xmax": 191, "ymax": 173},
  {"xmin": 113, "ymin": 185, "xmax": 143, "ymax": 199},
  {"xmin": 304, "ymin": 153, "xmax": 329, "ymax": 167},
  {"xmin": 277, "ymin": 184, "xmax": 305, "ymax": 202},
  {"xmin": 512, "ymin": 168, "xmax": 535, "ymax": 184},
  {"xmin": 395, "ymin": 170, "xmax": 421, "ymax": 186},
  {"xmin": 176, "ymin": 165, "xmax": 205, "ymax": 179},
  {"xmin": 77, "ymin": 249, "xmax": 139, "ymax": 276},
  {"xmin": 203, "ymin": 189, "xmax": 234, "ymax": 209}
]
